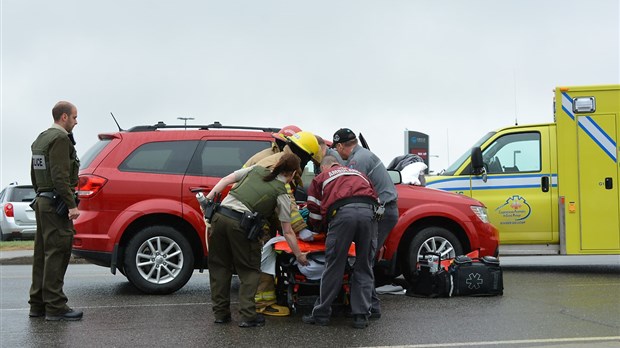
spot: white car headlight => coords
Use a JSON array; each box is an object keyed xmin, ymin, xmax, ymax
[{"xmin": 470, "ymin": 206, "xmax": 489, "ymax": 223}]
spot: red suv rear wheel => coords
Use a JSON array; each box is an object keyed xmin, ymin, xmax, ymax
[{"xmin": 123, "ymin": 225, "xmax": 195, "ymax": 294}]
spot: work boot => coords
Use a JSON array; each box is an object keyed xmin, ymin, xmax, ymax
[
  {"xmin": 352, "ymin": 314, "xmax": 369, "ymax": 329},
  {"xmin": 302, "ymin": 313, "xmax": 329, "ymax": 326},
  {"xmin": 45, "ymin": 308, "xmax": 83, "ymax": 321},
  {"xmin": 255, "ymin": 289, "xmax": 277, "ymax": 310},
  {"xmin": 29, "ymin": 310, "xmax": 45, "ymax": 318},
  {"xmin": 214, "ymin": 315, "xmax": 232, "ymax": 324},
  {"xmin": 238, "ymin": 314, "xmax": 265, "ymax": 328},
  {"xmin": 369, "ymin": 308, "xmax": 382, "ymax": 319},
  {"xmin": 261, "ymin": 304, "xmax": 290, "ymax": 317}
]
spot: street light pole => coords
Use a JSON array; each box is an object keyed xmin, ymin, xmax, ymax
[{"xmin": 177, "ymin": 117, "xmax": 195, "ymax": 129}]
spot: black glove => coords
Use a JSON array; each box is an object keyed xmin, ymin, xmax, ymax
[{"xmin": 373, "ymin": 204, "xmax": 385, "ymax": 221}]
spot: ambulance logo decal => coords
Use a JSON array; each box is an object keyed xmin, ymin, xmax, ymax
[
  {"xmin": 466, "ymin": 273, "xmax": 483, "ymax": 289},
  {"xmin": 495, "ymin": 195, "xmax": 531, "ymax": 225}
]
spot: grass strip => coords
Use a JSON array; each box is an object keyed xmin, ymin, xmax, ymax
[{"xmin": 0, "ymin": 240, "xmax": 35, "ymax": 251}]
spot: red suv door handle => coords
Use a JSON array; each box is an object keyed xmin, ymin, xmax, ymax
[{"xmin": 189, "ymin": 186, "xmax": 213, "ymax": 193}]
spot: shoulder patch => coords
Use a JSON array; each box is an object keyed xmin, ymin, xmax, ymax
[{"xmin": 32, "ymin": 155, "xmax": 46, "ymax": 170}]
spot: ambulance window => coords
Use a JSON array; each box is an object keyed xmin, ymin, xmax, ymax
[
  {"xmin": 301, "ymin": 161, "xmax": 317, "ymax": 185},
  {"xmin": 482, "ymin": 132, "xmax": 541, "ymax": 174},
  {"xmin": 293, "ymin": 161, "xmax": 318, "ymax": 202},
  {"xmin": 445, "ymin": 131, "xmax": 495, "ymax": 176}
]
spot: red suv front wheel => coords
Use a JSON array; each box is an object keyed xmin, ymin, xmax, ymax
[{"xmin": 402, "ymin": 226, "xmax": 464, "ymax": 284}]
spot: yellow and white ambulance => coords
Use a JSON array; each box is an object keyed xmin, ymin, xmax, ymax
[{"xmin": 426, "ymin": 85, "xmax": 619, "ymax": 255}]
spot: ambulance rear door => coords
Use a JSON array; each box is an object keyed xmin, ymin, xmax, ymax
[{"xmin": 577, "ymin": 113, "xmax": 619, "ymax": 250}]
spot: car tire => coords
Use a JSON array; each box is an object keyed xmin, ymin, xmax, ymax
[
  {"xmin": 402, "ymin": 226, "xmax": 463, "ymax": 284},
  {"xmin": 0, "ymin": 226, "xmax": 9, "ymax": 242},
  {"xmin": 123, "ymin": 225, "xmax": 194, "ymax": 294}
]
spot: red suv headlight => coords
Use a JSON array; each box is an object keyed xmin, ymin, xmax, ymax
[{"xmin": 77, "ymin": 175, "xmax": 108, "ymax": 198}]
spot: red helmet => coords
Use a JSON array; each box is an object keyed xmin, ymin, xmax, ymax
[{"xmin": 272, "ymin": 125, "xmax": 302, "ymax": 142}]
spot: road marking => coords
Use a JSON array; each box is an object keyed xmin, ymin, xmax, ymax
[
  {"xmin": 565, "ymin": 282, "xmax": 620, "ymax": 287},
  {"xmin": 363, "ymin": 336, "xmax": 620, "ymax": 348},
  {"xmin": 1, "ymin": 302, "xmax": 215, "ymax": 312}
]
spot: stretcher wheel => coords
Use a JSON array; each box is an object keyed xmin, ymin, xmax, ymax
[{"xmin": 287, "ymin": 283, "xmax": 296, "ymax": 314}]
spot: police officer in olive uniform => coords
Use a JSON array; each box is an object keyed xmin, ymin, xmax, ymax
[
  {"xmin": 28, "ymin": 101, "xmax": 83, "ymax": 321},
  {"xmin": 205, "ymin": 153, "xmax": 309, "ymax": 328}
]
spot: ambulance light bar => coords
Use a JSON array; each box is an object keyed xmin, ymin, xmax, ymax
[{"xmin": 573, "ymin": 97, "xmax": 596, "ymax": 113}]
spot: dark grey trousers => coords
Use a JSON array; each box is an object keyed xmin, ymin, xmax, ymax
[
  {"xmin": 371, "ymin": 201, "xmax": 399, "ymax": 313},
  {"xmin": 312, "ymin": 204, "xmax": 378, "ymax": 318}
]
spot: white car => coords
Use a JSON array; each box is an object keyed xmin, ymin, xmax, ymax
[{"xmin": 0, "ymin": 183, "xmax": 37, "ymax": 241}]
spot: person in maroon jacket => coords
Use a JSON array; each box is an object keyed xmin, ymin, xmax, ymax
[{"xmin": 302, "ymin": 155, "xmax": 379, "ymax": 329}]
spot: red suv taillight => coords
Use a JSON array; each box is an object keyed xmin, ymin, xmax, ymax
[
  {"xmin": 77, "ymin": 175, "xmax": 108, "ymax": 198},
  {"xmin": 4, "ymin": 203, "xmax": 14, "ymax": 217}
]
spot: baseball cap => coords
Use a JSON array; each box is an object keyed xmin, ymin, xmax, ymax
[{"xmin": 331, "ymin": 128, "xmax": 356, "ymax": 147}]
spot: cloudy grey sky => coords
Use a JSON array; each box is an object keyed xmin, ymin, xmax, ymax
[{"xmin": 1, "ymin": 0, "xmax": 619, "ymax": 188}]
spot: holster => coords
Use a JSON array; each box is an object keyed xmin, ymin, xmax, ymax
[
  {"xmin": 55, "ymin": 194, "xmax": 79, "ymax": 218},
  {"xmin": 216, "ymin": 206, "xmax": 264, "ymax": 242},
  {"xmin": 240, "ymin": 211, "xmax": 263, "ymax": 242},
  {"xmin": 37, "ymin": 191, "xmax": 79, "ymax": 218},
  {"xmin": 56, "ymin": 198, "xmax": 69, "ymax": 217},
  {"xmin": 203, "ymin": 200, "xmax": 219, "ymax": 222}
]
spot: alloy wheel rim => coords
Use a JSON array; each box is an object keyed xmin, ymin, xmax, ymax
[
  {"xmin": 135, "ymin": 236, "xmax": 184, "ymax": 284},
  {"xmin": 416, "ymin": 236, "xmax": 456, "ymax": 262}
]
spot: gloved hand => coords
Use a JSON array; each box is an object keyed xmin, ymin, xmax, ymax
[
  {"xmin": 298, "ymin": 228, "xmax": 317, "ymax": 241},
  {"xmin": 298, "ymin": 207, "xmax": 309, "ymax": 222},
  {"xmin": 373, "ymin": 204, "xmax": 385, "ymax": 221}
]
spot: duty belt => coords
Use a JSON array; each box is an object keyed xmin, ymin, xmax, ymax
[
  {"xmin": 216, "ymin": 206, "xmax": 245, "ymax": 221},
  {"xmin": 37, "ymin": 192, "xmax": 57, "ymax": 199}
]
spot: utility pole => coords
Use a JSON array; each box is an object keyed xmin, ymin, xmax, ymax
[{"xmin": 177, "ymin": 117, "xmax": 194, "ymax": 129}]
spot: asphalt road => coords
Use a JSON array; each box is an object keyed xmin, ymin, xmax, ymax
[{"xmin": 1, "ymin": 256, "xmax": 619, "ymax": 348}]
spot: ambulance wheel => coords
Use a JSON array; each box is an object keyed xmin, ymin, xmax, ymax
[
  {"xmin": 123, "ymin": 226, "xmax": 194, "ymax": 294},
  {"xmin": 403, "ymin": 226, "xmax": 463, "ymax": 284}
]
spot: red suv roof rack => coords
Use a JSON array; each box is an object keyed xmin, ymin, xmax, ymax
[{"xmin": 127, "ymin": 121, "xmax": 280, "ymax": 133}]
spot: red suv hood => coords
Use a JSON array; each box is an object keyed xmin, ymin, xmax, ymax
[{"xmin": 396, "ymin": 184, "xmax": 484, "ymax": 207}]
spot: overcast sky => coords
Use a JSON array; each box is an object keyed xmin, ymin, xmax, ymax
[{"xmin": 1, "ymin": 0, "xmax": 619, "ymax": 188}]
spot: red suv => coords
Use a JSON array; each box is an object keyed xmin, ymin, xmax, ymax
[{"xmin": 74, "ymin": 122, "xmax": 499, "ymax": 294}]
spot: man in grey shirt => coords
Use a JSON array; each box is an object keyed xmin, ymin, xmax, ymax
[{"xmin": 330, "ymin": 128, "xmax": 399, "ymax": 319}]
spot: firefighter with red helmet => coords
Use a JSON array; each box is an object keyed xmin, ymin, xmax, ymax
[{"xmin": 244, "ymin": 125, "xmax": 302, "ymax": 167}]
